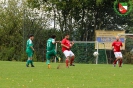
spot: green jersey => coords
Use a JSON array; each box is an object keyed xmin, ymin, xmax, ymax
[
  {"xmin": 26, "ymin": 39, "xmax": 33, "ymax": 52},
  {"xmin": 46, "ymin": 38, "xmax": 55, "ymax": 51}
]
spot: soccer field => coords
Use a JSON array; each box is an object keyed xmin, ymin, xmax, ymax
[{"xmin": 0, "ymin": 61, "xmax": 133, "ymax": 88}]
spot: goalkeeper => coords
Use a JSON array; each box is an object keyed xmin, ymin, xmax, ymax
[{"xmin": 46, "ymin": 35, "xmax": 61, "ymax": 69}]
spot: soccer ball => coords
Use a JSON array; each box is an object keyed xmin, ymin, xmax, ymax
[{"xmin": 93, "ymin": 52, "xmax": 99, "ymax": 57}]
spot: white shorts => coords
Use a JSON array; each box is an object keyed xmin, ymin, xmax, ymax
[
  {"xmin": 114, "ymin": 52, "xmax": 122, "ymax": 58},
  {"xmin": 63, "ymin": 50, "xmax": 75, "ymax": 58}
]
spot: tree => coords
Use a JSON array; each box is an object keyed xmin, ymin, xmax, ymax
[
  {"xmin": 25, "ymin": 0, "xmax": 133, "ymax": 64},
  {"xmin": 0, "ymin": 0, "xmax": 26, "ymax": 61}
]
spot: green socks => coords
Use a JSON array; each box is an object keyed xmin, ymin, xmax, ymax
[{"xmin": 26, "ymin": 60, "xmax": 34, "ymax": 66}]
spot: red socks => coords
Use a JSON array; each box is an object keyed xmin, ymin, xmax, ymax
[
  {"xmin": 66, "ymin": 57, "xmax": 75, "ymax": 67},
  {"xmin": 70, "ymin": 57, "xmax": 74, "ymax": 65},
  {"xmin": 114, "ymin": 59, "xmax": 122, "ymax": 67},
  {"xmin": 66, "ymin": 59, "xmax": 69, "ymax": 67},
  {"xmin": 113, "ymin": 59, "xmax": 118, "ymax": 64},
  {"xmin": 119, "ymin": 59, "xmax": 122, "ymax": 67}
]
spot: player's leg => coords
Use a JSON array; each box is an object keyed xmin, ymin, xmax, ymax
[
  {"xmin": 63, "ymin": 50, "xmax": 70, "ymax": 68},
  {"xmin": 46, "ymin": 50, "xmax": 57, "ymax": 69},
  {"xmin": 52, "ymin": 50, "xmax": 61, "ymax": 62},
  {"xmin": 70, "ymin": 56, "xmax": 75, "ymax": 66},
  {"xmin": 118, "ymin": 52, "xmax": 123, "ymax": 67},
  {"xmin": 119, "ymin": 59, "xmax": 122, "ymax": 67},
  {"xmin": 66, "ymin": 56, "xmax": 70, "ymax": 68},
  {"xmin": 27, "ymin": 57, "xmax": 34, "ymax": 67},
  {"xmin": 113, "ymin": 58, "xmax": 120, "ymax": 66},
  {"xmin": 26, "ymin": 58, "xmax": 30, "ymax": 67},
  {"xmin": 30, "ymin": 58, "xmax": 34, "ymax": 67},
  {"xmin": 46, "ymin": 52, "xmax": 51, "ymax": 69},
  {"xmin": 26, "ymin": 51, "xmax": 29, "ymax": 67},
  {"xmin": 113, "ymin": 52, "xmax": 123, "ymax": 67},
  {"xmin": 113, "ymin": 52, "xmax": 120, "ymax": 67},
  {"xmin": 29, "ymin": 52, "xmax": 34, "ymax": 67},
  {"xmin": 26, "ymin": 51, "xmax": 31, "ymax": 67},
  {"xmin": 69, "ymin": 51, "xmax": 75, "ymax": 66}
]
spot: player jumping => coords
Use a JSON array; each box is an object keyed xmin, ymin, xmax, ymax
[
  {"xmin": 61, "ymin": 34, "xmax": 75, "ymax": 68},
  {"xmin": 46, "ymin": 35, "xmax": 60, "ymax": 69},
  {"xmin": 112, "ymin": 36, "xmax": 123, "ymax": 67}
]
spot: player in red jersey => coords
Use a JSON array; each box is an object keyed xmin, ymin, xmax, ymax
[
  {"xmin": 112, "ymin": 36, "xmax": 123, "ymax": 67},
  {"xmin": 61, "ymin": 34, "xmax": 75, "ymax": 68}
]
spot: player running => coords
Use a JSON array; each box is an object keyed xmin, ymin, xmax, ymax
[
  {"xmin": 112, "ymin": 36, "xmax": 123, "ymax": 67},
  {"xmin": 61, "ymin": 34, "xmax": 75, "ymax": 68},
  {"xmin": 46, "ymin": 35, "xmax": 60, "ymax": 69},
  {"xmin": 26, "ymin": 34, "xmax": 35, "ymax": 67}
]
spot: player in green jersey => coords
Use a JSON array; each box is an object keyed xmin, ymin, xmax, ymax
[
  {"xmin": 46, "ymin": 35, "xmax": 60, "ymax": 69},
  {"xmin": 26, "ymin": 34, "xmax": 35, "ymax": 67}
]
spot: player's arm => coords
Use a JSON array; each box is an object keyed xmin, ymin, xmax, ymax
[
  {"xmin": 120, "ymin": 46, "xmax": 123, "ymax": 50},
  {"xmin": 61, "ymin": 43, "xmax": 69, "ymax": 49},
  {"xmin": 120, "ymin": 43, "xmax": 123, "ymax": 50},
  {"xmin": 52, "ymin": 39, "xmax": 61, "ymax": 44},
  {"xmin": 29, "ymin": 40, "xmax": 35, "ymax": 51},
  {"xmin": 70, "ymin": 42, "xmax": 74, "ymax": 47},
  {"xmin": 112, "ymin": 46, "xmax": 114, "ymax": 50},
  {"xmin": 112, "ymin": 42, "xmax": 114, "ymax": 50},
  {"xmin": 55, "ymin": 41, "xmax": 61, "ymax": 43},
  {"xmin": 30, "ymin": 46, "xmax": 35, "ymax": 51}
]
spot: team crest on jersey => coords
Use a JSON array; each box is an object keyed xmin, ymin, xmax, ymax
[{"xmin": 113, "ymin": 0, "xmax": 132, "ymax": 16}]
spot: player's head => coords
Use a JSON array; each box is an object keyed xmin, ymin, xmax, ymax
[
  {"xmin": 51, "ymin": 35, "xmax": 56, "ymax": 39},
  {"xmin": 116, "ymin": 36, "xmax": 120, "ymax": 41},
  {"xmin": 65, "ymin": 34, "xmax": 70, "ymax": 39},
  {"xmin": 29, "ymin": 34, "xmax": 34, "ymax": 40}
]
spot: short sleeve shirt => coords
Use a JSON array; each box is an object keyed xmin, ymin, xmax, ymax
[
  {"xmin": 61, "ymin": 38, "xmax": 71, "ymax": 52},
  {"xmin": 46, "ymin": 38, "xmax": 55, "ymax": 51},
  {"xmin": 112, "ymin": 41, "xmax": 123, "ymax": 52},
  {"xmin": 26, "ymin": 39, "xmax": 33, "ymax": 52}
]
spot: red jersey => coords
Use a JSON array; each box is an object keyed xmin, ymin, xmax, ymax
[
  {"xmin": 112, "ymin": 41, "xmax": 123, "ymax": 52},
  {"xmin": 61, "ymin": 38, "xmax": 71, "ymax": 52}
]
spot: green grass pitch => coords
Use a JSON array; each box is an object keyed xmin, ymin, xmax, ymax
[{"xmin": 0, "ymin": 61, "xmax": 133, "ymax": 88}]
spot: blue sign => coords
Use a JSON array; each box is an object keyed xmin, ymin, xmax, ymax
[{"xmin": 96, "ymin": 37, "xmax": 125, "ymax": 43}]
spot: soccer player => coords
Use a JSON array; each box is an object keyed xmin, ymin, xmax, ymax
[
  {"xmin": 61, "ymin": 34, "xmax": 75, "ymax": 68},
  {"xmin": 112, "ymin": 36, "xmax": 123, "ymax": 67},
  {"xmin": 26, "ymin": 34, "xmax": 35, "ymax": 67},
  {"xmin": 46, "ymin": 35, "xmax": 60, "ymax": 69}
]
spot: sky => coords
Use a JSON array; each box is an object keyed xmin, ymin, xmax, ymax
[{"xmin": 0, "ymin": 0, "xmax": 7, "ymax": 2}]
